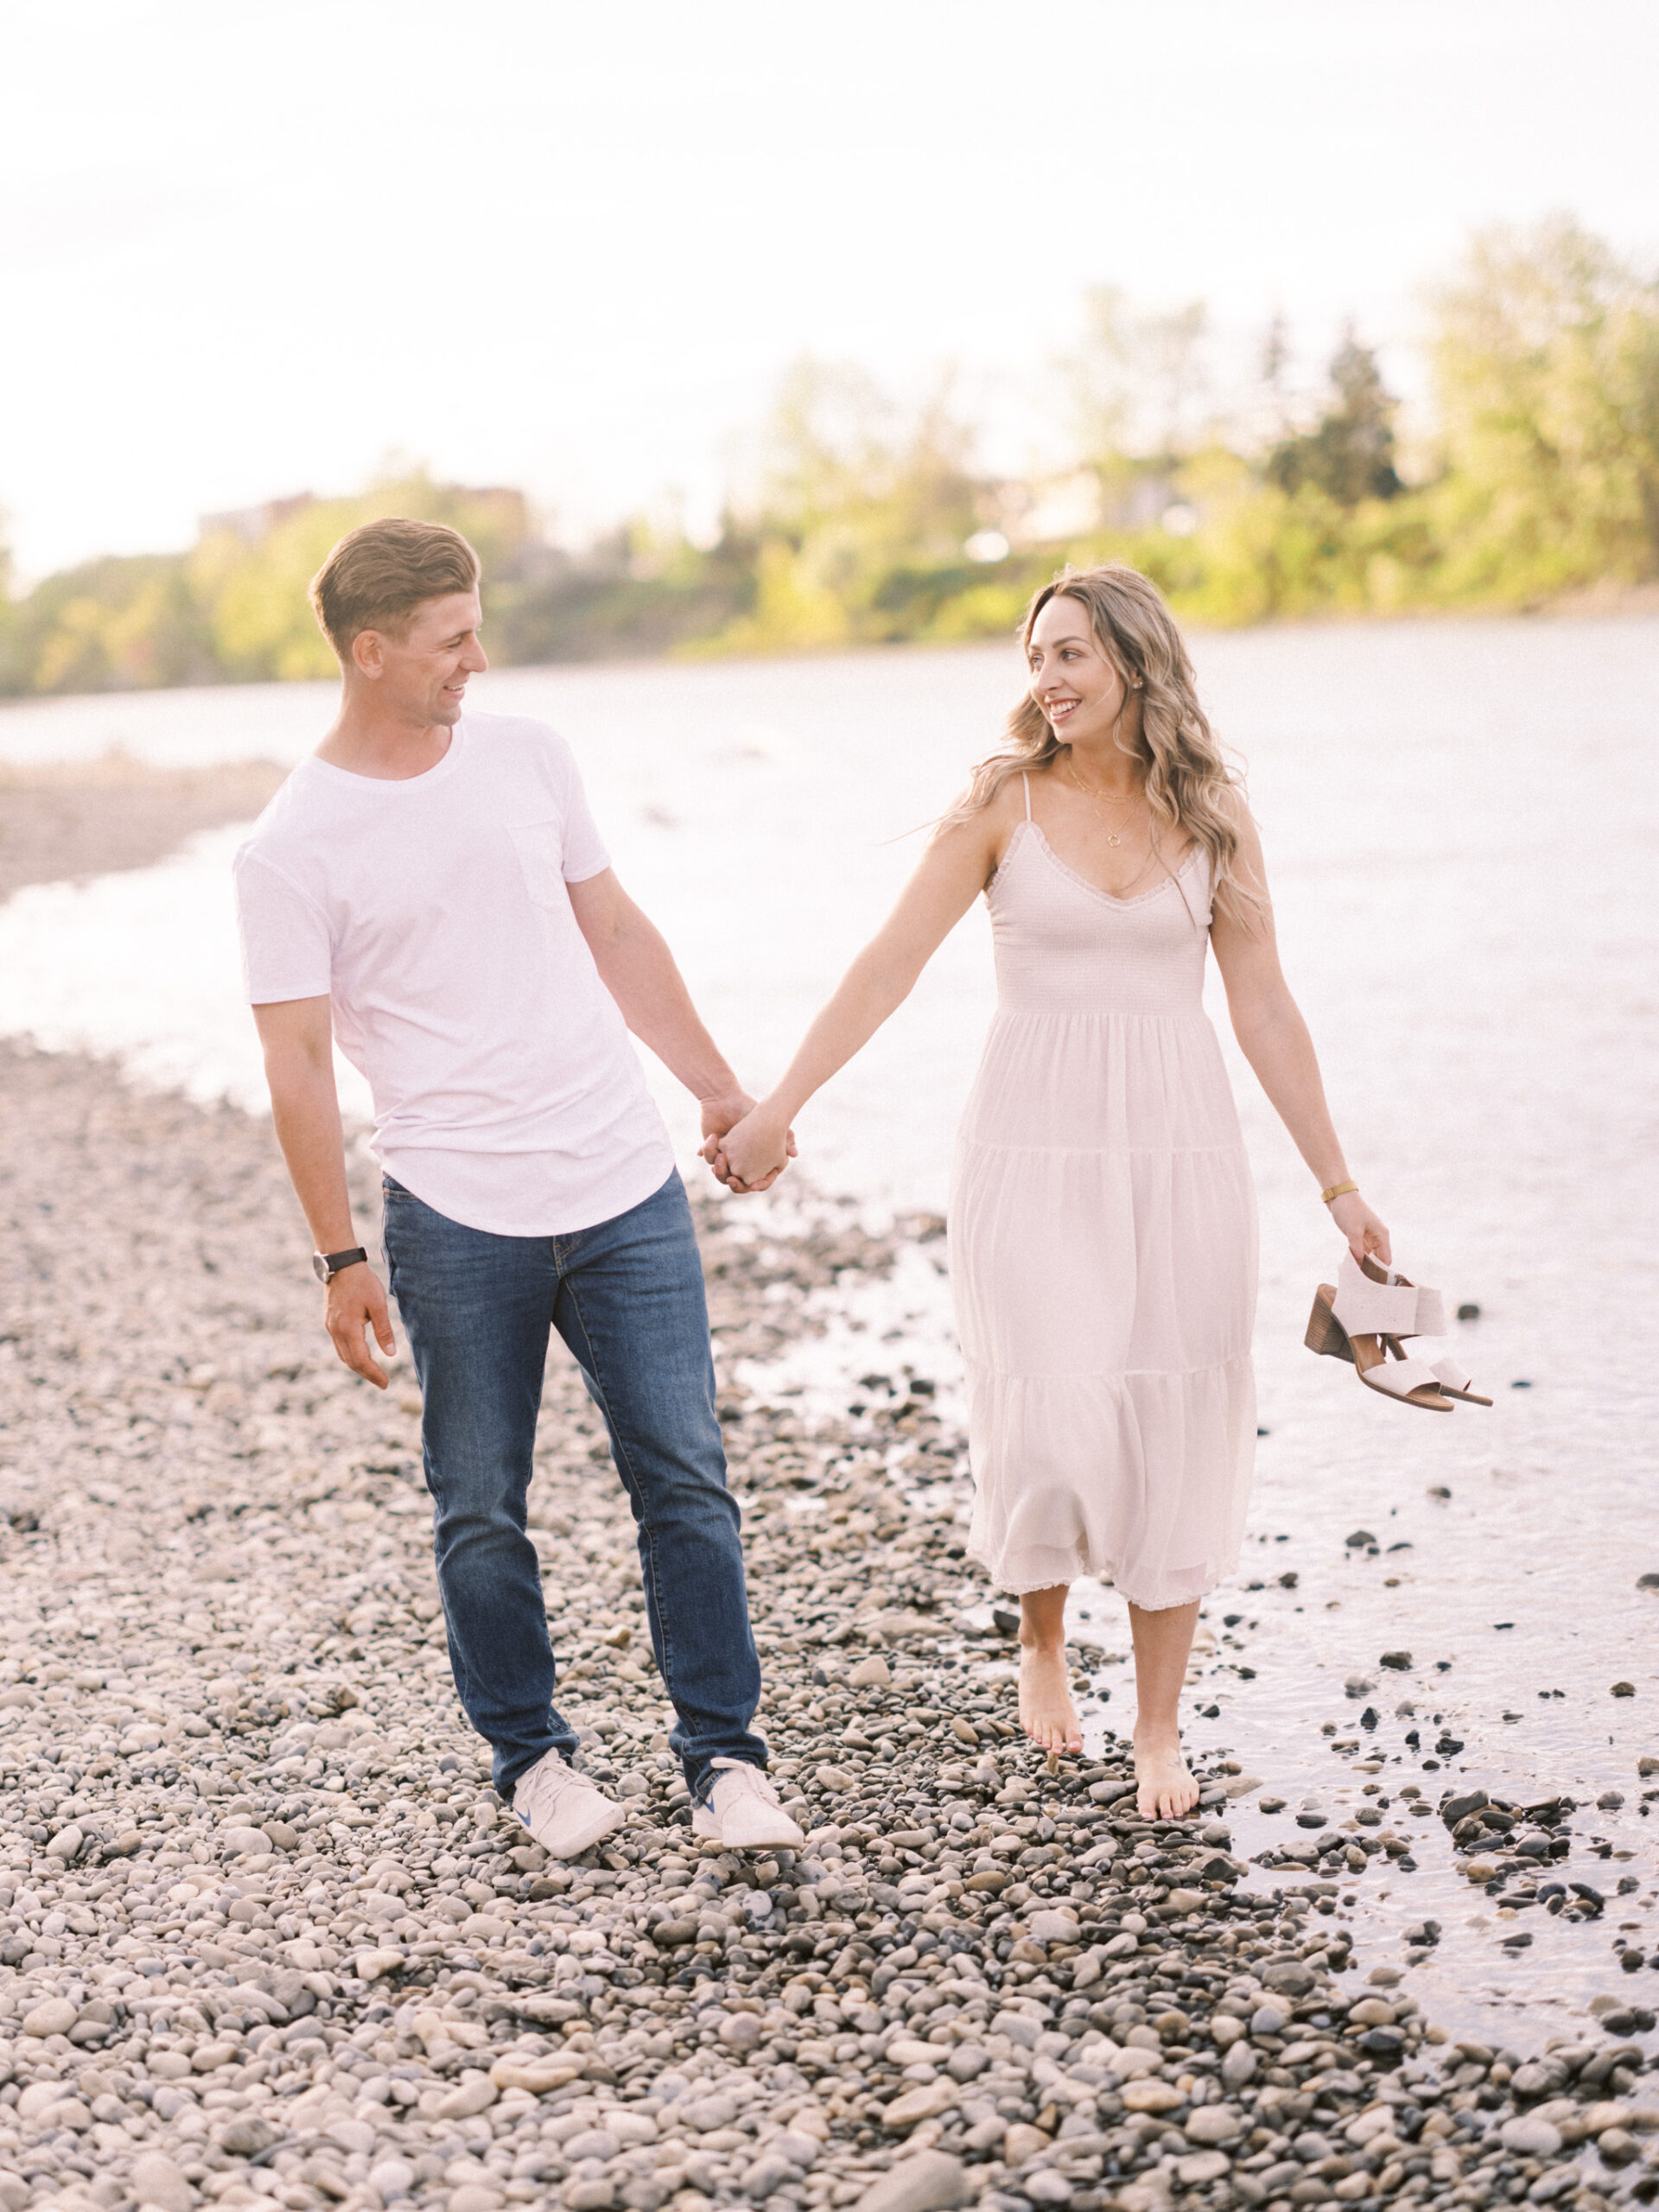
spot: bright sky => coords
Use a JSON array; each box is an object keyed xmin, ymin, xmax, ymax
[{"xmin": 6, "ymin": 0, "xmax": 1658, "ymax": 578}]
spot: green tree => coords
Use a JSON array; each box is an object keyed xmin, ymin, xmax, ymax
[
  {"xmin": 191, "ymin": 472, "xmax": 538, "ymax": 680},
  {"xmin": 1267, "ymin": 328, "xmax": 1403, "ymax": 505},
  {"xmin": 10, "ymin": 554, "xmax": 214, "ymax": 694},
  {"xmin": 1425, "ymin": 214, "xmax": 1659, "ymax": 600},
  {"xmin": 706, "ymin": 360, "xmax": 994, "ymax": 652}
]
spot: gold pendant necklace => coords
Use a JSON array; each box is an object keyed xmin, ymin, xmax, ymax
[{"xmin": 1066, "ymin": 763, "xmax": 1144, "ymax": 848}]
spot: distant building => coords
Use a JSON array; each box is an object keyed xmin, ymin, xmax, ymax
[
  {"xmin": 197, "ymin": 486, "xmax": 532, "ymax": 548},
  {"xmin": 198, "ymin": 493, "xmax": 316, "ymax": 545}
]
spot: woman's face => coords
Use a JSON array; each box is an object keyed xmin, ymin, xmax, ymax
[{"xmin": 1027, "ymin": 594, "xmax": 1133, "ymax": 749}]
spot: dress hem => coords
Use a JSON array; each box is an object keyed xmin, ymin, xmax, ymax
[{"xmin": 967, "ymin": 1544, "xmax": 1236, "ymax": 1613}]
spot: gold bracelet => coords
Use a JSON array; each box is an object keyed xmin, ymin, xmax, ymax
[{"xmin": 1321, "ymin": 1179, "xmax": 1358, "ymax": 1205}]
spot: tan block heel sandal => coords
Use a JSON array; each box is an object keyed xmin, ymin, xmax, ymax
[{"xmin": 1306, "ymin": 1253, "xmax": 1488, "ymax": 1412}]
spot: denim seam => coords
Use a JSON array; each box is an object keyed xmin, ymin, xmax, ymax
[{"xmin": 558, "ymin": 1274, "xmax": 680, "ymax": 1715}]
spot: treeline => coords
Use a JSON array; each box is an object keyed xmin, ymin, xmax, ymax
[{"xmin": 2, "ymin": 216, "xmax": 1656, "ymax": 697}]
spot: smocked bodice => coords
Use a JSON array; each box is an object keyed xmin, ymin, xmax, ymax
[{"xmin": 985, "ymin": 820, "xmax": 1214, "ymax": 1015}]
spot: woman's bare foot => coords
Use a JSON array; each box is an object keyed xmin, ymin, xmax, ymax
[
  {"xmin": 1134, "ymin": 1728, "xmax": 1198, "ymax": 1819},
  {"xmin": 1019, "ymin": 1644, "xmax": 1082, "ymax": 1756}
]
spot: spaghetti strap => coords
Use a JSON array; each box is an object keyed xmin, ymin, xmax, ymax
[{"xmin": 1021, "ymin": 773, "xmax": 1032, "ymax": 821}]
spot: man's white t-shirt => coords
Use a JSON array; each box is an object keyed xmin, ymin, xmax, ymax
[{"xmin": 233, "ymin": 714, "xmax": 674, "ymax": 1236}]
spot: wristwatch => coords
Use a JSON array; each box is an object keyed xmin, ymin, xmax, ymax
[{"xmin": 312, "ymin": 1247, "xmax": 368, "ymax": 1284}]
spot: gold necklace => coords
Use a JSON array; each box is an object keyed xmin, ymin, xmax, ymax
[{"xmin": 1065, "ymin": 762, "xmax": 1146, "ymax": 848}]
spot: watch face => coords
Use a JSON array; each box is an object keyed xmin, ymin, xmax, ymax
[{"xmin": 311, "ymin": 1254, "xmax": 329, "ymax": 1284}]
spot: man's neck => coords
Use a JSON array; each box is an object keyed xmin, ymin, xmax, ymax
[{"xmin": 316, "ymin": 697, "xmax": 458, "ymax": 783}]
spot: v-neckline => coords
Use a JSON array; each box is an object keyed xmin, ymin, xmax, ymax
[{"xmin": 1014, "ymin": 819, "xmax": 1202, "ymax": 907}]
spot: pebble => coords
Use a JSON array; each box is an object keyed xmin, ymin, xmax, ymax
[
  {"xmin": 129, "ymin": 2154, "xmax": 194, "ymax": 2212},
  {"xmin": 1184, "ymin": 2102, "xmax": 1241, "ymax": 2143},
  {"xmin": 0, "ymin": 1035, "xmax": 1640, "ymax": 2212},
  {"xmin": 1502, "ymin": 2113, "xmax": 1565, "ymax": 2156},
  {"xmin": 854, "ymin": 2150, "xmax": 969, "ymax": 2212}
]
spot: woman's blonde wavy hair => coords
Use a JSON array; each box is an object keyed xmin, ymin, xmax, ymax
[{"xmin": 947, "ymin": 562, "xmax": 1256, "ymax": 928}]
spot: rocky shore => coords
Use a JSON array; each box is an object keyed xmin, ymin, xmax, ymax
[
  {"xmin": 0, "ymin": 760, "xmax": 287, "ymax": 905},
  {"xmin": 0, "ymin": 1038, "xmax": 1654, "ymax": 2212}
]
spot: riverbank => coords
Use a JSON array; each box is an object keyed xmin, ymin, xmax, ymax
[
  {"xmin": 0, "ymin": 1040, "xmax": 1653, "ymax": 2212},
  {"xmin": 0, "ymin": 759, "xmax": 285, "ymax": 903}
]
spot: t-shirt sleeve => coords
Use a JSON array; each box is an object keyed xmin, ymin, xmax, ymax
[
  {"xmin": 555, "ymin": 741, "xmax": 612, "ymax": 883},
  {"xmin": 234, "ymin": 846, "xmax": 334, "ymax": 1004}
]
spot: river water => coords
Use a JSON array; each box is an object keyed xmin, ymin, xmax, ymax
[{"xmin": 2, "ymin": 616, "xmax": 1656, "ymax": 2046}]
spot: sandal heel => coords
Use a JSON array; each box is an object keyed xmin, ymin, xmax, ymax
[{"xmin": 1305, "ymin": 1287, "xmax": 1352, "ymax": 1363}]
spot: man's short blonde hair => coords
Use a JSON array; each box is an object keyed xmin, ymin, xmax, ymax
[{"xmin": 309, "ymin": 518, "xmax": 480, "ymax": 659}]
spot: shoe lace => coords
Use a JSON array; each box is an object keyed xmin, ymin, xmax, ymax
[
  {"xmin": 710, "ymin": 1757, "xmax": 780, "ymax": 1807},
  {"xmin": 518, "ymin": 1754, "xmax": 579, "ymax": 1818}
]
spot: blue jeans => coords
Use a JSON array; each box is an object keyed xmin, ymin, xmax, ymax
[{"xmin": 382, "ymin": 1168, "xmax": 765, "ymax": 1802}]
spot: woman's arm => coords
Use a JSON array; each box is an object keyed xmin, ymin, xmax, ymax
[
  {"xmin": 713, "ymin": 795, "xmax": 1008, "ymax": 1189},
  {"xmin": 1210, "ymin": 803, "xmax": 1390, "ymax": 1264}
]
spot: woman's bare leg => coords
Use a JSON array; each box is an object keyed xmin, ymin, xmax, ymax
[
  {"xmin": 1018, "ymin": 1586, "xmax": 1081, "ymax": 1756},
  {"xmin": 1128, "ymin": 1598, "xmax": 1200, "ymax": 1817}
]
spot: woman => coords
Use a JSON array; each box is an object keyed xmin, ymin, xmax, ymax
[{"xmin": 713, "ymin": 564, "xmax": 1389, "ymax": 1819}]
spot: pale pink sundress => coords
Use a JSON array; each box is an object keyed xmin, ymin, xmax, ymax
[{"xmin": 950, "ymin": 778, "xmax": 1258, "ymax": 1610}]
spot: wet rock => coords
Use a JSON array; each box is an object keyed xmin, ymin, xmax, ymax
[{"xmin": 1441, "ymin": 1787, "xmax": 1490, "ymax": 1827}]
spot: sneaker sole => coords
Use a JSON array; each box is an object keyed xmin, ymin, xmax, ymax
[
  {"xmin": 690, "ymin": 1808, "xmax": 804, "ymax": 1851},
  {"xmin": 523, "ymin": 1796, "xmax": 632, "ymax": 1862}
]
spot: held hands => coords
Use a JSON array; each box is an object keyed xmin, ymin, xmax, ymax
[
  {"xmin": 700, "ymin": 1090, "xmax": 797, "ymax": 1195},
  {"xmin": 1329, "ymin": 1190, "xmax": 1391, "ymax": 1268},
  {"xmin": 326, "ymin": 1262, "xmax": 396, "ymax": 1389}
]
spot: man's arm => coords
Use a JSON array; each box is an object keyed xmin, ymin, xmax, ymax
[
  {"xmin": 251, "ymin": 995, "xmax": 396, "ymax": 1387},
  {"xmin": 566, "ymin": 868, "xmax": 791, "ymax": 1190}
]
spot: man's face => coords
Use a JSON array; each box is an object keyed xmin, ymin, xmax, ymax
[{"xmin": 356, "ymin": 590, "xmax": 487, "ymax": 727}]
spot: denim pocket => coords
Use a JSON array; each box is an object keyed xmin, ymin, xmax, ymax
[{"xmin": 506, "ymin": 817, "xmax": 565, "ymax": 908}]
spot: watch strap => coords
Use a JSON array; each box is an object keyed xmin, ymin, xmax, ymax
[{"xmin": 317, "ymin": 1246, "xmax": 368, "ymax": 1280}]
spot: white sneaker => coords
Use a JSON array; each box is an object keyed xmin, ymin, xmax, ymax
[
  {"xmin": 691, "ymin": 1758, "xmax": 804, "ymax": 1850},
  {"xmin": 512, "ymin": 1751, "xmax": 630, "ymax": 1860}
]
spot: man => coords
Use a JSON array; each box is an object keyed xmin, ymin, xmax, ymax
[{"xmin": 233, "ymin": 516, "xmax": 800, "ymax": 1859}]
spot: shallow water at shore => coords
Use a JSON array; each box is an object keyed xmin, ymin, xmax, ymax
[{"xmin": 2, "ymin": 618, "xmax": 1656, "ymax": 2049}]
